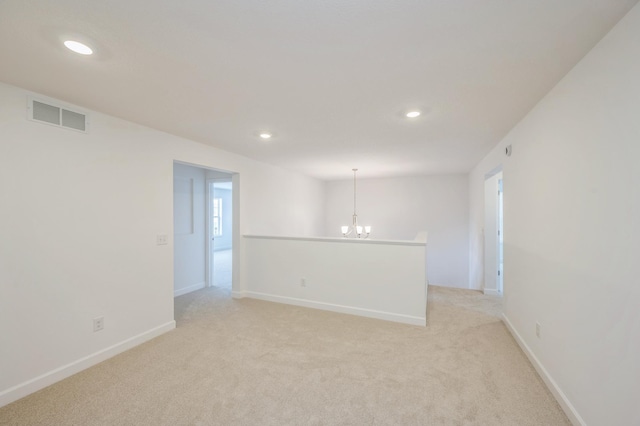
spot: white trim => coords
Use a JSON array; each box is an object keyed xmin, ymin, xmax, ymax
[
  {"xmin": 483, "ymin": 288, "xmax": 501, "ymax": 296},
  {"xmin": 0, "ymin": 321, "xmax": 175, "ymax": 408},
  {"xmin": 243, "ymin": 234, "xmax": 426, "ymax": 247},
  {"xmin": 244, "ymin": 291, "xmax": 426, "ymax": 326},
  {"xmin": 207, "ymin": 177, "xmax": 233, "ymax": 288},
  {"xmin": 173, "ymin": 281, "xmax": 206, "ymax": 297},
  {"xmin": 231, "ymin": 173, "xmax": 240, "ymax": 294},
  {"xmin": 502, "ymin": 314, "xmax": 585, "ymax": 426},
  {"xmin": 484, "ymin": 164, "xmax": 503, "ymax": 179},
  {"xmin": 231, "ymin": 290, "xmax": 246, "ymax": 299},
  {"xmin": 205, "ymin": 178, "xmax": 213, "ymax": 288}
]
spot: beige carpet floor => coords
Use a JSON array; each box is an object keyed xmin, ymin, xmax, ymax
[
  {"xmin": 212, "ymin": 249, "xmax": 232, "ymax": 289},
  {"xmin": 0, "ymin": 286, "xmax": 570, "ymax": 425}
]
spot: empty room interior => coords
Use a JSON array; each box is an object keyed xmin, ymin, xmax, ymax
[{"xmin": 0, "ymin": 1, "xmax": 638, "ymax": 425}]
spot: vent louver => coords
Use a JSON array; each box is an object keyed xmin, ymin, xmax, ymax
[{"xmin": 29, "ymin": 98, "xmax": 88, "ymax": 133}]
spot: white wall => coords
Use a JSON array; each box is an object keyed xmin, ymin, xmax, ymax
[
  {"xmin": 325, "ymin": 175, "xmax": 469, "ymax": 288},
  {"xmin": 468, "ymin": 4, "xmax": 640, "ymax": 424},
  {"xmin": 173, "ymin": 163, "xmax": 206, "ymax": 296},
  {"xmin": 242, "ymin": 235, "xmax": 427, "ymax": 325},
  {"xmin": 0, "ymin": 82, "xmax": 325, "ymax": 406}
]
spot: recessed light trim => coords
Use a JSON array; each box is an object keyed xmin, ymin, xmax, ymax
[
  {"xmin": 406, "ymin": 111, "xmax": 421, "ymax": 118},
  {"xmin": 259, "ymin": 133, "xmax": 272, "ymax": 139},
  {"xmin": 64, "ymin": 40, "xmax": 93, "ymax": 55}
]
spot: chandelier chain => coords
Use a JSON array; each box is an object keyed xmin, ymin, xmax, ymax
[
  {"xmin": 353, "ymin": 168, "xmax": 357, "ymax": 215},
  {"xmin": 341, "ymin": 168, "xmax": 370, "ymax": 238}
]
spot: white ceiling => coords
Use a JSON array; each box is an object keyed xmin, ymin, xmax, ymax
[{"xmin": 0, "ymin": 0, "xmax": 637, "ymax": 180}]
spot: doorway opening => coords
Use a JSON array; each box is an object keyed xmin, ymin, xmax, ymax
[
  {"xmin": 207, "ymin": 178, "xmax": 233, "ymax": 290},
  {"xmin": 173, "ymin": 162, "xmax": 237, "ymax": 301},
  {"xmin": 483, "ymin": 168, "xmax": 503, "ymax": 296}
]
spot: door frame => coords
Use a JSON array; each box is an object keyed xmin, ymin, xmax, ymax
[
  {"xmin": 483, "ymin": 167, "xmax": 503, "ymax": 296},
  {"xmin": 206, "ymin": 177, "xmax": 233, "ymax": 288}
]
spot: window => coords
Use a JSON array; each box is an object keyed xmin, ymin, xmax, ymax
[{"xmin": 213, "ymin": 198, "xmax": 223, "ymax": 236}]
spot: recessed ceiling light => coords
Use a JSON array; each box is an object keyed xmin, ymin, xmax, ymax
[
  {"xmin": 64, "ymin": 40, "xmax": 93, "ymax": 55},
  {"xmin": 406, "ymin": 111, "xmax": 421, "ymax": 118},
  {"xmin": 259, "ymin": 133, "xmax": 272, "ymax": 139}
]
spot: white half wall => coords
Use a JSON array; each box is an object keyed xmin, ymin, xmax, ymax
[
  {"xmin": 325, "ymin": 175, "xmax": 469, "ymax": 288},
  {"xmin": 241, "ymin": 235, "xmax": 427, "ymax": 326},
  {"xmin": 468, "ymin": 4, "xmax": 640, "ymax": 424},
  {"xmin": 0, "ymin": 82, "xmax": 325, "ymax": 407},
  {"xmin": 173, "ymin": 163, "xmax": 206, "ymax": 296}
]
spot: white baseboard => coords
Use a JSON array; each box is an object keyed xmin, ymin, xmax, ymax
[
  {"xmin": 231, "ymin": 290, "xmax": 246, "ymax": 299},
  {"xmin": 502, "ymin": 314, "xmax": 585, "ymax": 426},
  {"xmin": 173, "ymin": 281, "xmax": 206, "ymax": 297},
  {"xmin": 483, "ymin": 288, "xmax": 501, "ymax": 296},
  {"xmin": 243, "ymin": 291, "xmax": 425, "ymax": 326},
  {"xmin": 0, "ymin": 321, "xmax": 175, "ymax": 408}
]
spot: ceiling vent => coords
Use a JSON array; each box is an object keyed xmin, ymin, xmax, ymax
[{"xmin": 28, "ymin": 97, "xmax": 89, "ymax": 133}]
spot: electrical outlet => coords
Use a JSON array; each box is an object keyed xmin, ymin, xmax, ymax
[
  {"xmin": 536, "ymin": 322, "xmax": 541, "ymax": 338},
  {"xmin": 93, "ymin": 317, "xmax": 104, "ymax": 332},
  {"xmin": 300, "ymin": 278, "xmax": 306, "ymax": 287},
  {"xmin": 156, "ymin": 234, "xmax": 168, "ymax": 245}
]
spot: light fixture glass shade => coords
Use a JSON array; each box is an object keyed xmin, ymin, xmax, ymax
[
  {"xmin": 356, "ymin": 226, "xmax": 363, "ymax": 235},
  {"xmin": 341, "ymin": 226, "xmax": 349, "ymax": 235},
  {"xmin": 364, "ymin": 226, "xmax": 372, "ymax": 234}
]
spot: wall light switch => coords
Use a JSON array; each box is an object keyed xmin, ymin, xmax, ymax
[{"xmin": 156, "ymin": 234, "xmax": 168, "ymax": 245}]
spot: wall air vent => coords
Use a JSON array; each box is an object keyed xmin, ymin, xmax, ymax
[{"xmin": 28, "ymin": 97, "xmax": 89, "ymax": 133}]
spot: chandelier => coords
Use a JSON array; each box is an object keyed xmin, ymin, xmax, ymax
[{"xmin": 341, "ymin": 168, "xmax": 371, "ymax": 238}]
